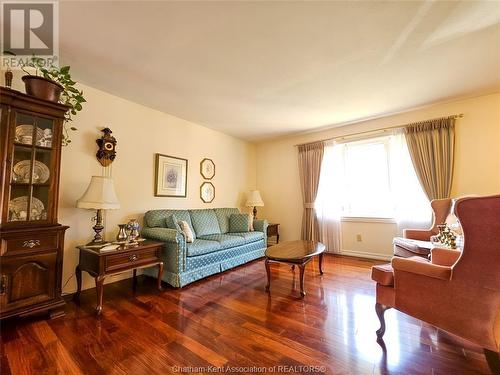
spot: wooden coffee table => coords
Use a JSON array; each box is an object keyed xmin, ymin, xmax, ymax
[{"xmin": 265, "ymin": 240, "xmax": 325, "ymax": 297}]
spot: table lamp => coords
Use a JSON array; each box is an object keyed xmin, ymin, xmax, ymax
[
  {"xmin": 246, "ymin": 190, "xmax": 264, "ymax": 219},
  {"xmin": 77, "ymin": 176, "xmax": 120, "ymax": 245}
]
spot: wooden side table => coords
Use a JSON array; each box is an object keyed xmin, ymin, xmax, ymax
[
  {"xmin": 267, "ymin": 223, "xmax": 280, "ymax": 245},
  {"xmin": 73, "ymin": 240, "xmax": 164, "ymax": 315}
]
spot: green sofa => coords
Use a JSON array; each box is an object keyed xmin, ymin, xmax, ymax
[{"xmin": 141, "ymin": 208, "xmax": 268, "ymax": 287}]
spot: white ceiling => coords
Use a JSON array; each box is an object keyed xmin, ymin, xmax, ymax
[{"xmin": 59, "ymin": 1, "xmax": 500, "ymax": 141}]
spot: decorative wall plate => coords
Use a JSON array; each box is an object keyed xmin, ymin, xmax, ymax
[
  {"xmin": 8, "ymin": 196, "xmax": 45, "ymax": 221},
  {"xmin": 13, "ymin": 160, "xmax": 50, "ymax": 183},
  {"xmin": 200, "ymin": 182, "xmax": 215, "ymax": 203},
  {"xmin": 15, "ymin": 125, "xmax": 43, "ymax": 145},
  {"xmin": 200, "ymin": 158, "xmax": 215, "ymax": 180}
]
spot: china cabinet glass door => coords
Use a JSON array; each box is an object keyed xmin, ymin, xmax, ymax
[{"xmin": 8, "ymin": 112, "xmax": 54, "ymax": 223}]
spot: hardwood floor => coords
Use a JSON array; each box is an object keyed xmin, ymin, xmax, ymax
[{"xmin": 0, "ymin": 255, "xmax": 491, "ymax": 374}]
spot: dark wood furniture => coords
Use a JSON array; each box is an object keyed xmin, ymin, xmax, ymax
[
  {"xmin": 265, "ymin": 240, "xmax": 325, "ymax": 297},
  {"xmin": 0, "ymin": 87, "xmax": 69, "ymax": 320},
  {"xmin": 266, "ymin": 223, "xmax": 280, "ymax": 245},
  {"xmin": 74, "ymin": 240, "xmax": 164, "ymax": 315}
]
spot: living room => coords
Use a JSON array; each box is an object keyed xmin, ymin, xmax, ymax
[{"xmin": 0, "ymin": 1, "xmax": 499, "ymax": 374}]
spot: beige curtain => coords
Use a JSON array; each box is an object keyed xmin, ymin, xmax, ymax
[
  {"xmin": 403, "ymin": 118, "xmax": 455, "ymax": 200},
  {"xmin": 298, "ymin": 141, "xmax": 325, "ymax": 241}
]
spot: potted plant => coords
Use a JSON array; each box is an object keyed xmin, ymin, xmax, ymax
[{"xmin": 16, "ymin": 56, "xmax": 86, "ymax": 145}]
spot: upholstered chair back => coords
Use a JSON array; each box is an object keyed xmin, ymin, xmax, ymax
[{"xmin": 453, "ymin": 195, "xmax": 500, "ymax": 291}]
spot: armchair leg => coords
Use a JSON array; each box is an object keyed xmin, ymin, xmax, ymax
[
  {"xmin": 375, "ymin": 303, "xmax": 390, "ymax": 339},
  {"xmin": 484, "ymin": 349, "xmax": 500, "ymax": 374}
]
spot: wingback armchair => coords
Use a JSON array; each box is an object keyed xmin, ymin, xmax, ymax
[
  {"xmin": 372, "ymin": 195, "xmax": 500, "ymax": 373},
  {"xmin": 393, "ymin": 198, "xmax": 452, "ymax": 258}
]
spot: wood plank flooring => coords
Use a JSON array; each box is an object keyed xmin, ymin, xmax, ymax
[{"xmin": 0, "ymin": 255, "xmax": 491, "ymax": 374}]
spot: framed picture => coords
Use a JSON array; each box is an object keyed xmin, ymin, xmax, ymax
[
  {"xmin": 200, "ymin": 182, "xmax": 215, "ymax": 203},
  {"xmin": 200, "ymin": 158, "xmax": 215, "ymax": 180},
  {"xmin": 155, "ymin": 154, "xmax": 188, "ymax": 197}
]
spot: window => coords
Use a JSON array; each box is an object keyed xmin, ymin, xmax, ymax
[
  {"xmin": 342, "ymin": 137, "xmax": 392, "ymax": 217},
  {"xmin": 316, "ymin": 133, "xmax": 430, "ymax": 221}
]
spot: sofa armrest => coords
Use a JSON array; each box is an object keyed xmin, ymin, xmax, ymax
[
  {"xmin": 253, "ymin": 219, "xmax": 268, "ymax": 234},
  {"xmin": 392, "ymin": 256, "xmax": 452, "ymax": 281},
  {"xmin": 431, "ymin": 247, "xmax": 461, "ymax": 267},
  {"xmin": 403, "ymin": 229, "xmax": 433, "ymax": 241},
  {"xmin": 141, "ymin": 227, "xmax": 187, "ymax": 272}
]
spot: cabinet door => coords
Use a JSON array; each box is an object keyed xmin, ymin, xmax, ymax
[{"xmin": 0, "ymin": 252, "xmax": 57, "ymax": 313}]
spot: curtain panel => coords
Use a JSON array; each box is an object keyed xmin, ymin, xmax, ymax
[
  {"xmin": 298, "ymin": 141, "xmax": 325, "ymax": 242},
  {"xmin": 404, "ymin": 118, "xmax": 455, "ymax": 201}
]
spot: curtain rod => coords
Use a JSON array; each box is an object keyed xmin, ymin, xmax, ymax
[{"xmin": 294, "ymin": 113, "xmax": 463, "ymax": 147}]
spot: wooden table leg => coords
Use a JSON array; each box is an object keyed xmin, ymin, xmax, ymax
[
  {"xmin": 265, "ymin": 258, "xmax": 271, "ymax": 292},
  {"xmin": 157, "ymin": 262, "xmax": 164, "ymax": 290},
  {"xmin": 299, "ymin": 263, "xmax": 306, "ymax": 297},
  {"xmin": 74, "ymin": 265, "xmax": 82, "ymax": 301},
  {"xmin": 132, "ymin": 269, "xmax": 137, "ymax": 289},
  {"xmin": 95, "ymin": 275, "xmax": 105, "ymax": 315},
  {"xmin": 319, "ymin": 253, "xmax": 324, "ymax": 275}
]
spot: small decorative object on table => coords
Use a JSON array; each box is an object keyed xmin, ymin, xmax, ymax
[
  {"xmin": 116, "ymin": 224, "xmax": 128, "ymax": 242},
  {"xmin": 200, "ymin": 182, "xmax": 215, "ymax": 203},
  {"xmin": 126, "ymin": 218, "xmax": 140, "ymax": 243},
  {"xmin": 437, "ymin": 224, "xmax": 457, "ymax": 249},
  {"xmin": 200, "ymin": 158, "xmax": 215, "ymax": 180}
]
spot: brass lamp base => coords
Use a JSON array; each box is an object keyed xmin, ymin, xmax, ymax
[{"xmin": 88, "ymin": 209, "xmax": 107, "ymax": 245}]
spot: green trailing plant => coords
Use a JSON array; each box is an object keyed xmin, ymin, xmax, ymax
[{"xmin": 9, "ymin": 54, "xmax": 86, "ymax": 146}]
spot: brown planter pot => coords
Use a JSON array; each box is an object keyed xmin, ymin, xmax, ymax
[{"xmin": 22, "ymin": 75, "xmax": 64, "ymax": 103}]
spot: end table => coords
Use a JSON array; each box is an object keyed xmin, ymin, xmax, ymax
[
  {"xmin": 267, "ymin": 223, "xmax": 280, "ymax": 246},
  {"xmin": 73, "ymin": 240, "xmax": 164, "ymax": 315}
]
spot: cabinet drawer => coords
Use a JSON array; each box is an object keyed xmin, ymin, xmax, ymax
[
  {"xmin": 1, "ymin": 232, "xmax": 59, "ymax": 256},
  {"xmin": 104, "ymin": 248, "xmax": 159, "ymax": 272}
]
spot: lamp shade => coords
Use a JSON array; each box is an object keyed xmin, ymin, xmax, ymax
[
  {"xmin": 246, "ymin": 190, "xmax": 264, "ymax": 207},
  {"xmin": 77, "ymin": 176, "xmax": 120, "ymax": 210}
]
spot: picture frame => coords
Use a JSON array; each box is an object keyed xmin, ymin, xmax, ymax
[
  {"xmin": 154, "ymin": 154, "xmax": 188, "ymax": 197},
  {"xmin": 200, "ymin": 182, "xmax": 215, "ymax": 203},
  {"xmin": 200, "ymin": 158, "xmax": 215, "ymax": 180}
]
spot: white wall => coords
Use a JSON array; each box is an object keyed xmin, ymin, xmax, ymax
[
  {"xmin": 256, "ymin": 93, "xmax": 500, "ymax": 260},
  {"xmin": 5, "ymin": 76, "xmax": 257, "ymax": 293}
]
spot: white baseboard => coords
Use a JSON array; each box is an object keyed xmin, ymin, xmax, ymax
[{"xmin": 338, "ymin": 249, "xmax": 392, "ymax": 261}]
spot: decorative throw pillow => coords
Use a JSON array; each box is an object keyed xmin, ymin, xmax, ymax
[
  {"xmin": 229, "ymin": 214, "xmax": 250, "ymax": 233},
  {"xmin": 248, "ymin": 213, "xmax": 254, "ymax": 231},
  {"xmin": 165, "ymin": 214, "xmax": 181, "ymax": 231},
  {"xmin": 178, "ymin": 220, "xmax": 195, "ymax": 243}
]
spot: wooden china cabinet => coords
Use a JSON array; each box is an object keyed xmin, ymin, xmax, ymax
[{"xmin": 0, "ymin": 87, "xmax": 69, "ymax": 319}]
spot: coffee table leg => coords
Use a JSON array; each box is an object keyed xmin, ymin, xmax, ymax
[
  {"xmin": 157, "ymin": 262, "xmax": 164, "ymax": 290},
  {"xmin": 319, "ymin": 253, "xmax": 324, "ymax": 275},
  {"xmin": 265, "ymin": 258, "xmax": 271, "ymax": 292},
  {"xmin": 291, "ymin": 265, "xmax": 295, "ymax": 271},
  {"xmin": 299, "ymin": 263, "xmax": 306, "ymax": 297}
]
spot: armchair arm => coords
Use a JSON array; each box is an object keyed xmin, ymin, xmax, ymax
[
  {"xmin": 431, "ymin": 247, "xmax": 461, "ymax": 267},
  {"xmin": 253, "ymin": 219, "xmax": 268, "ymax": 233},
  {"xmin": 403, "ymin": 229, "xmax": 433, "ymax": 241},
  {"xmin": 141, "ymin": 227, "xmax": 187, "ymax": 272},
  {"xmin": 392, "ymin": 256, "xmax": 452, "ymax": 281}
]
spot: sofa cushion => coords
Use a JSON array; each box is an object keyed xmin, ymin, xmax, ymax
[
  {"xmin": 229, "ymin": 214, "xmax": 250, "ymax": 233},
  {"xmin": 230, "ymin": 231, "xmax": 264, "ymax": 244},
  {"xmin": 199, "ymin": 234, "xmax": 246, "ymax": 250},
  {"xmin": 371, "ymin": 263, "xmax": 394, "ymax": 286},
  {"xmin": 189, "ymin": 209, "xmax": 221, "ymax": 237},
  {"xmin": 145, "ymin": 209, "xmax": 195, "ymax": 233},
  {"xmin": 186, "ymin": 239, "xmax": 221, "ymax": 257},
  {"xmin": 165, "ymin": 214, "xmax": 181, "ymax": 231},
  {"xmin": 214, "ymin": 208, "xmax": 240, "ymax": 234}
]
